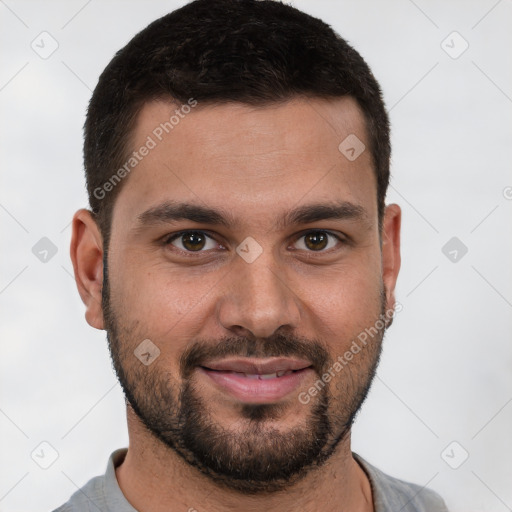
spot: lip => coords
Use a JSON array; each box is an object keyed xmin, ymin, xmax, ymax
[{"xmin": 198, "ymin": 357, "xmax": 314, "ymax": 403}]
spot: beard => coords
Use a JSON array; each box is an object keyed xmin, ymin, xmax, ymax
[{"xmin": 102, "ymin": 265, "xmax": 388, "ymax": 494}]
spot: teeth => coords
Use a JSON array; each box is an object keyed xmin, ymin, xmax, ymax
[{"xmin": 232, "ymin": 370, "xmax": 294, "ymax": 379}]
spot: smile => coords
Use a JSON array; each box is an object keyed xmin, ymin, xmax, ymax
[{"xmin": 198, "ymin": 358, "xmax": 314, "ymax": 403}]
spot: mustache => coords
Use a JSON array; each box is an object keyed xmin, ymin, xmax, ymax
[{"xmin": 180, "ymin": 332, "xmax": 330, "ymax": 379}]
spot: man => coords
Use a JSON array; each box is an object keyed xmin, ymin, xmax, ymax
[{"xmin": 57, "ymin": 0, "xmax": 449, "ymax": 510}]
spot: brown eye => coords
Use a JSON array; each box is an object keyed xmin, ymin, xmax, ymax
[
  {"xmin": 168, "ymin": 231, "xmax": 217, "ymax": 252},
  {"xmin": 182, "ymin": 232, "xmax": 206, "ymax": 251},
  {"xmin": 303, "ymin": 232, "xmax": 328, "ymax": 251},
  {"xmin": 293, "ymin": 231, "xmax": 341, "ymax": 252}
]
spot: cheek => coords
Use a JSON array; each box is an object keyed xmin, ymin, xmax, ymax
[
  {"xmin": 301, "ymin": 264, "xmax": 383, "ymax": 350},
  {"xmin": 109, "ymin": 257, "xmax": 218, "ymax": 346}
]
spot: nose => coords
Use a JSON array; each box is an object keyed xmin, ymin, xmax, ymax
[{"xmin": 217, "ymin": 253, "xmax": 301, "ymax": 339}]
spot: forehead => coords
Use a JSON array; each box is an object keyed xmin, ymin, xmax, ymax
[{"xmin": 112, "ymin": 96, "xmax": 377, "ymax": 232}]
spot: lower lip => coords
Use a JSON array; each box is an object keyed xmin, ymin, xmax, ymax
[{"xmin": 198, "ymin": 367, "xmax": 314, "ymax": 403}]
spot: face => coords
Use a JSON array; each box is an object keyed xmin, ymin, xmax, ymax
[{"xmin": 74, "ymin": 97, "xmax": 401, "ymax": 493}]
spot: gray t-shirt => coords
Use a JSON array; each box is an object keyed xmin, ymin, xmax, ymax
[{"xmin": 53, "ymin": 449, "xmax": 449, "ymax": 512}]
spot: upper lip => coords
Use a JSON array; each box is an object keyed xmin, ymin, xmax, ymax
[{"xmin": 201, "ymin": 357, "xmax": 312, "ymax": 374}]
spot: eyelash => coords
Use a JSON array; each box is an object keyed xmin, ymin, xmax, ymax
[{"xmin": 163, "ymin": 230, "xmax": 346, "ymax": 256}]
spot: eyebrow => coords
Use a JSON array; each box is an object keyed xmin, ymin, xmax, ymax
[{"xmin": 135, "ymin": 200, "xmax": 368, "ymax": 231}]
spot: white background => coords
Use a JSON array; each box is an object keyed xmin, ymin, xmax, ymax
[{"xmin": 1, "ymin": 1, "xmax": 511, "ymax": 511}]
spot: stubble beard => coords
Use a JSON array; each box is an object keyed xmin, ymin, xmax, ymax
[{"xmin": 102, "ymin": 266, "xmax": 387, "ymax": 494}]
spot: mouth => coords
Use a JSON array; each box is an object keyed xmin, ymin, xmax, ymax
[
  {"xmin": 198, "ymin": 357, "xmax": 314, "ymax": 403},
  {"xmin": 204, "ymin": 369, "xmax": 299, "ymax": 379}
]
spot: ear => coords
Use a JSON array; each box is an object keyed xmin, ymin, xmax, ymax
[
  {"xmin": 70, "ymin": 209, "xmax": 105, "ymax": 330},
  {"xmin": 381, "ymin": 204, "xmax": 402, "ymax": 316}
]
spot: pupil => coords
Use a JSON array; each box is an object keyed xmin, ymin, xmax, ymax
[
  {"xmin": 305, "ymin": 232, "xmax": 328, "ymax": 251},
  {"xmin": 183, "ymin": 232, "xmax": 205, "ymax": 251}
]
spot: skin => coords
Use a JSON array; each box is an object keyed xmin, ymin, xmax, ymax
[{"xmin": 71, "ymin": 96, "xmax": 401, "ymax": 512}]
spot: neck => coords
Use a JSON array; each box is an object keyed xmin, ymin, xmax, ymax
[{"xmin": 116, "ymin": 406, "xmax": 373, "ymax": 512}]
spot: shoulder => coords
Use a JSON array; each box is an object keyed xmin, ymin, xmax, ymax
[
  {"xmin": 51, "ymin": 449, "xmax": 131, "ymax": 512},
  {"xmin": 51, "ymin": 474, "xmax": 106, "ymax": 512},
  {"xmin": 353, "ymin": 453, "xmax": 449, "ymax": 512}
]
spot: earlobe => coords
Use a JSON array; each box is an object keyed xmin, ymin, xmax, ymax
[
  {"xmin": 70, "ymin": 209, "xmax": 105, "ymax": 330},
  {"xmin": 381, "ymin": 204, "xmax": 402, "ymax": 314}
]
